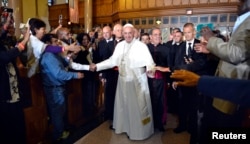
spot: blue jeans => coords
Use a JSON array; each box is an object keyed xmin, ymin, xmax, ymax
[{"xmin": 43, "ymin": 86, "xmax": 66, "ymax": 140}]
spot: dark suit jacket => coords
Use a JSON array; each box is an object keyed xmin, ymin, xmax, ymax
[
  {"xmin": 198, "ymin": 76, "xmax": 250, "ymax": 107},
  {"xmin": 95, "ymin": 39, "xmax": 114, "ymax": 63},
  {"xmin": 174, "ymin": 39, "xmax": 207, "ymax": 75},
  {"xmin": 147, "ymin": 43, "xmax": 169, "ymax": 67},
  {"xmin": 94, "ymin": 38, "xmax": 120, "ymax": 79}
]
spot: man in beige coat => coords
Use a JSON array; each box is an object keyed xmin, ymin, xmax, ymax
[{"xmin": 195, "ymin": 0, "xmax": 250, "ymax": 143}]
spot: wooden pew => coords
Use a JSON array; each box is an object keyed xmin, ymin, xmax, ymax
[{"xmin": 19, "ymin": 66, "xmax": 103, "ymax": 143}]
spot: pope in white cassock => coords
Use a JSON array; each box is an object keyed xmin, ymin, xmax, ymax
[{"xmin": 94, "ymin": 24, "xmax": 155, "ymax": 140}]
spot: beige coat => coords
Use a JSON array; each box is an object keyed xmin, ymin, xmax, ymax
[{"xmin": 207, "ymin": 16, "xmax": 250, "ymax": 114}]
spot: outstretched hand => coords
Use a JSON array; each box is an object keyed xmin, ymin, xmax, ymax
[
  {"xmin": 89, "ymin": 63, "xmax": 96, "ymax": 71},
  {"xmin": 170, "ymin": 70, "xmax": 200, "ymax": 87},
  {"xmin": 67, "ymin": 42, "xmax": 81, "ymax": 53},
  {"xmin": 155, "ymin": 66, "xmax": 171, "ymax": 72},
  {"xmin": 77, "ymin": 72, "xmax": 84, "ymax": 79}
]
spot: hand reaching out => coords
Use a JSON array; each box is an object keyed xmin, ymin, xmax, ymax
[
  {"xmin": 89, "ymin": 63, "xmax": 96, "ymax": 71},
  {"xmin": 170, "ymin": 70, "xmax": 200, "ymax": 87},
  {"xmin": 77, "ymin": 72, "xmax": 84, "ymax": 79},
  {"xmin": 155, "ymin": 66, "xmax": 171, "ymax": 72},
  {"xmin": 66, "ymin": 42, "xmax": 81, "ymax": 53}
]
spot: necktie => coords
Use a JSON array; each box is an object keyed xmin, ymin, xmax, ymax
[{"xmin": 188, "ymin": 42, "xmax": 192, "ymax": 57}]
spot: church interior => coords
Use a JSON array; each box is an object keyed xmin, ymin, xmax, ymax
[{"xmin": 1, "ymin": 0, "xmax": 247, "ymax": 144}]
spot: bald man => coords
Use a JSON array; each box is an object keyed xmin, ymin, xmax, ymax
[
  {"xmin": 113, "ymin": 24, "xmax": 123, "ymax": 43},
  {"xmin": 94, "ymin": 26, "xmax": 118, "ymax": 125}
]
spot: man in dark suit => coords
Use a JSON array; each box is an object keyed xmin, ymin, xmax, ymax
[
  {"xmin": 147, "ymin": 27, "xmax": 169, "ymax": 131},
  {"xmin": 173, "ymin": 23, "xmax": 207, "ymax": 144},
  {"xmin": 165, "ymin": 27, "xmax": 181, "ymax": 48},
  {"xmin": 94, "ymin": 25, "xmax": 122, "ymax": 128},
  {"xmin": 164, "ymin": 31, "xmax": 183, "ymax": 114}
]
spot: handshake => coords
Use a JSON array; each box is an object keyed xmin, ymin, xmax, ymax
[{"xmin": 89, "ymin": 63, "xmax": 97, "ymax": 71}]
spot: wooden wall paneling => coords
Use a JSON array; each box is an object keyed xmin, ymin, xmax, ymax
[
  {"xmin": 156, "ymin": 0, "xmax": 164, "ymax": 7},
  {"xmin": 48, "ymin": 4, "xmax": 69, "ymax": 28},
  {"xmin": 29, "ymin": 75, "xmax": 46, "ymax": 107},
  {"xmin": 180, "ymin": 0, "xmax": 187, "ymax": 5},
  {"xmin": 209, "ymin": 0, "xmax": 219, "ymax": 3},
  {"xmin": 173, "ymin": 0, "xmax": 182, "ymax": 6},
  {"xmin": 94, "ymin": 16, "xmax": 113, "ymax": 24},
  {"xmin": 126, "ymin": 0, "xmax": 133, "ymax": 9},
  {"xmin": 141, "ymin": 0, "xmax": 148, "ymax": 8},
  {"xmin": 112, "ymin": 12, "xmax": 121, "ymax": 22},
  {"xmin": 148, "ymin": 0, "xmax": 156, "ymax": 8},
  {"xmin": 219, "ymin": 0, "xmax": 229, "ymax": 3},
  {"xmin": 78, "ymin": 1, "xmax": 85, "ymax": 20},
  {"xmin": 119, "ymin": 0, "xmax": 126, "ymax": 10},
  {"xmin": 95, "ymin": 5, "xmax": 103, "ymax": 16},
  {"xmin": 67, "ymin": 79, "xmax": 84, "ymax": 125},
  {"xmin": 164, "ymin": 0, "xmax": 172, "ymax": 6},
  {"xmin": 69, "ymin": 0, "xmax": 79, "ymax": 23},
  {"xmin": 190, "ymin": 0, "xmax": 199, "ymax": 4},
  {"xmin": 24, "ymin": 107, "xmax": 48, "ymax": 144},
  {"xmin": 200, "ymin": 0, "xmax": 208, "ymax": 4},
  {"xmin": 118, "ymin": 5, "xmax": 237, "ymax": 19},
  {"xmin": 94, "ymin": 0, "xmax": 113, "ymax": 16},
  {"xmin": 23, "ymin": 74, "xmax": 48, "ymax": 144},
  {"xmin": 133, "ymin": 0, "xmax": 141, "ymax": 9},
  {"xmin": 112, "ymin": 0, "xmax": 119, "ymax": 13}
]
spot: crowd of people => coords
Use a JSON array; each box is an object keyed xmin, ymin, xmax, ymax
[{"xmin": 1, "ymin": 0, "xmax": 250, "ymax": 143}]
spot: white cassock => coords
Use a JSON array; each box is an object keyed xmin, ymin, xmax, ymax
[{"xmin": 96, "ymin": 38, "xmax": 155, "ymax": 140}]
